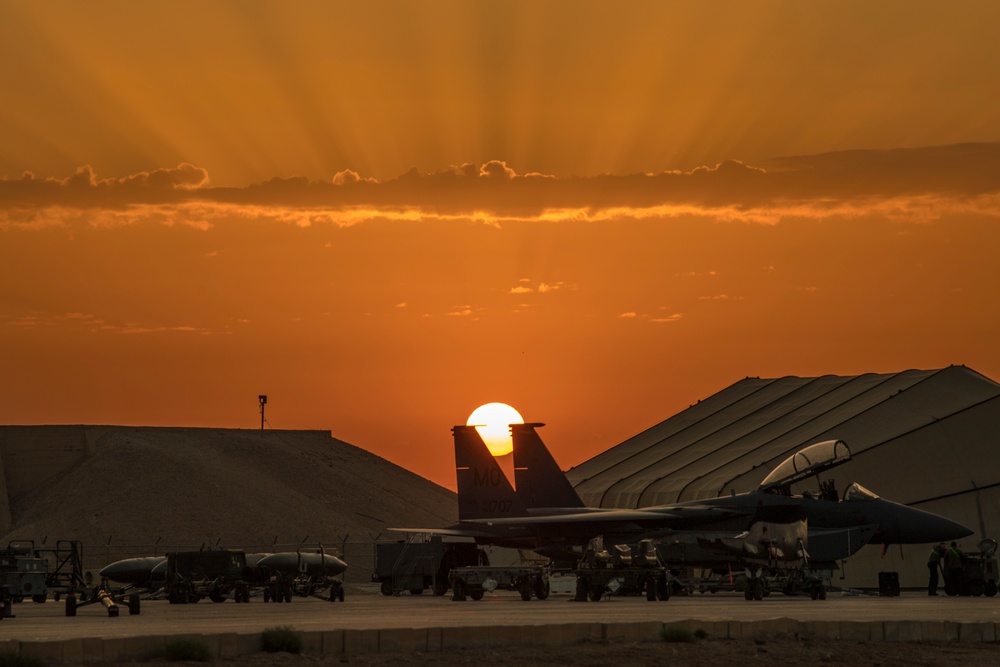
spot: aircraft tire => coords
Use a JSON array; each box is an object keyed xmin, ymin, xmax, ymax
[
  {"xmin": 518, "ymin": 579, "xmax": 532, "ymax": 601},
  {"xmin": 534, "ymin": 578, "xmax": 550, "ymax": 600},
  {"xmin": 574, "ymin": 577, "xmax": 589, "ymax": 602},
  {"xmin": 379, "ymin": 580, "xmax": 392, "ymax": 596},
  {"xmin": 646, "ymin": 579, "xmax": 657, "ymax": 602},
  {"xmin": 657, "ymin": 577, "xmax": 671, "ymax": 601},
  {"xmin": 128, "ymin": 594, "xmax": 141, "ymax": 615},
  {"xmin": 753, "ymin": 581, "xmax": 764, "ymax": 601},
  {"xmin": 969, "ymin": 579, "xmax": 986, "ymax": 597},
  {"xmin": 985, "ymin": 582, "xmax": 998, "ymax": 597},
  {"xmin": 337, "ymin": 586, "xmax": 345, "ymax": 602},
  {"xmin": 451, "ymin": 578, "xmax": 466, "ymax": 602},
  {"xmin": 432, "ymin": 579, "xmax": 448, "ymax": 596},
  {"xmin": 588, "ymin": 586, "xmax": 603, "ymax": 602},
  {"xmin": 409, "ymin": 588, "xmax": 424, "ymax": 595},
  {"xmin": 470, "ymin": 588, "xmax": 485, "ymax": 601},
  {"xmin": 65, "ymin": 594, "xmax": 77, "ymax": 617}
]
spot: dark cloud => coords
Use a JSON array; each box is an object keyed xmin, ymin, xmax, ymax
[
  {"xmin": 759, "ymin": 143, "xmax": 1000, "ymax": 198},
  {"xmin": 3, "ymin": 144, "xmax": 1000, "ymax": 222},
  {"xmin": 1, "ymin": 163, "xmax": 210, "ymax": 208}
]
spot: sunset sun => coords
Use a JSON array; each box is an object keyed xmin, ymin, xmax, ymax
[{"xmin": 467, "ymin": 402, "xmax": 524, "ymax": 457}]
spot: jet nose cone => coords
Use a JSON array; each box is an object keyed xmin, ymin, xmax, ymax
[
  {"xmin": 941, "ymin": 516, "xmax": 975, "ymax": 540},
  {"xmin": 923, "ymin": 512, "xmax": 974, "ymax": 542},
  {"xmin": 903, "ymin": 508, "xmax": 973, "ymax": 544}
]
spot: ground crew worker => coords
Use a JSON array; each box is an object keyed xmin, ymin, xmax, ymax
[
  {"xmin": 943, "ymin": 541, "xmax": 963, "ymax": 594},
  {"xmin": 927, "ymin": 542, "xmax": 945, "ymax": 595}
]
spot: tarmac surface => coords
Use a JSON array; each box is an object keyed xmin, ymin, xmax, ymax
[{"xmin": 4, "ymin": 588, "xmax": 1000, "ymax": 642}]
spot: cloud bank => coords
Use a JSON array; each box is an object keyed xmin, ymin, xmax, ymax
[{"xmin": 3, "ymin": 144, "xmax": 1000, "ymax": 227}]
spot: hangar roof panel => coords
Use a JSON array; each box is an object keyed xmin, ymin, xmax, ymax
[
  {"xmin": 817, "ymin": 397, "xmax": 1000, "ymax": 505},
  {"xmin": 568, "ymin": 366, "xmax": 1000, "ymax": 508}
]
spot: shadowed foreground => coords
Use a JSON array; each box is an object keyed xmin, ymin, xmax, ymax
[{"xmin": 88, "ymin": 638, "xmax": 1000, "ymax": 667}]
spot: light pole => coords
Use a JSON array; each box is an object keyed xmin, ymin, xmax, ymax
[{"xmin": 258, "ymin": 395, "xmax": 267, "ymax": 433}]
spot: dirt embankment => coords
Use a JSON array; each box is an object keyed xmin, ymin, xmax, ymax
[{"xmin": 2, "ymin": 426, "xmax": 457, "ymax": 580}]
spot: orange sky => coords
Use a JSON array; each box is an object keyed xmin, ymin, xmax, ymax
[{"xmin": 2, "ymin": 1, "xmax": 1000, "ymax": 489}]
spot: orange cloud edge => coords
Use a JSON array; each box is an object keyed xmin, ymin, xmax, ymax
[{"xmin": 3, "ymin": 143, "xmax": 1000, "ymax": 226}]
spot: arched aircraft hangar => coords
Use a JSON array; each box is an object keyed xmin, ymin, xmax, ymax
[{"xmin": 565, "ymin": 366, "xmax": 1000, "ymax": 589}]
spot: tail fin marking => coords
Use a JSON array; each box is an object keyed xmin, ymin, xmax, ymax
[{"xmin": 453, "ymin": 425, "xmax": 527, "ymax": 521}]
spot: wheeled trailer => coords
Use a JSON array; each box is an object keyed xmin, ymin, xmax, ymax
[
  {"xmin": 164, "ymin": 549, "xmax": 253, "ymax": 604},
  {"xmin": 64, "ymin": 587, "xmax": 141, "ymax": 617},
  {"xmin": 373, "ymin": 536, "xmax": 485, "ymax": 597},
  {"xmin": 0, "ymin": 542, "xmax": 48, "ymax": 620},
  {"xmin": 449, "ymin": 565, "xmax": 549, "ymax": 601},
  {"xmin": 573, "ymin": 564, "xmax": 671, "ymax": 602},
  {"xmin": 945, "ymin": 538, "xmax": 999, "ymax": 597}
]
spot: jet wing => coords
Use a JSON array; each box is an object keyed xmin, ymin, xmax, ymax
[
  {"xmin": 497, "ymin": 505, "xmax": 744, "ymax": 523},
  {"xmin": 390, "ymin": 508, "xmax": 693, "ymax": 541},
  {"xmin": 386, "ymin": 526, "xmax": 506, "ymax": 538},
  {"xmin": 463, "ymin": 508, "xmax": 678, "ymax": 525},
  {"xmin": 456, "ymin": 505, "xmax": 750, "ymax": 536}
]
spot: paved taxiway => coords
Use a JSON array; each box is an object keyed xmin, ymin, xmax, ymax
[{"xmin": 4, "ymin": 590, "xmax": 1000, "ymax": 642}]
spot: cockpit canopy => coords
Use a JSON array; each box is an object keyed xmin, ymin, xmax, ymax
[
  {"xmin": 843, "ymin": 482, "xmax": 879, "ymax": 502},
  {"xmin": 758, "ymin": 439, "xmax": 851, "ymax": 492}
]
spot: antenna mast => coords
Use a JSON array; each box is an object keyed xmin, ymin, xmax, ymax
[{"xmin": 258, "ymin": 395, "xmax": 267, "ymax": 433}]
